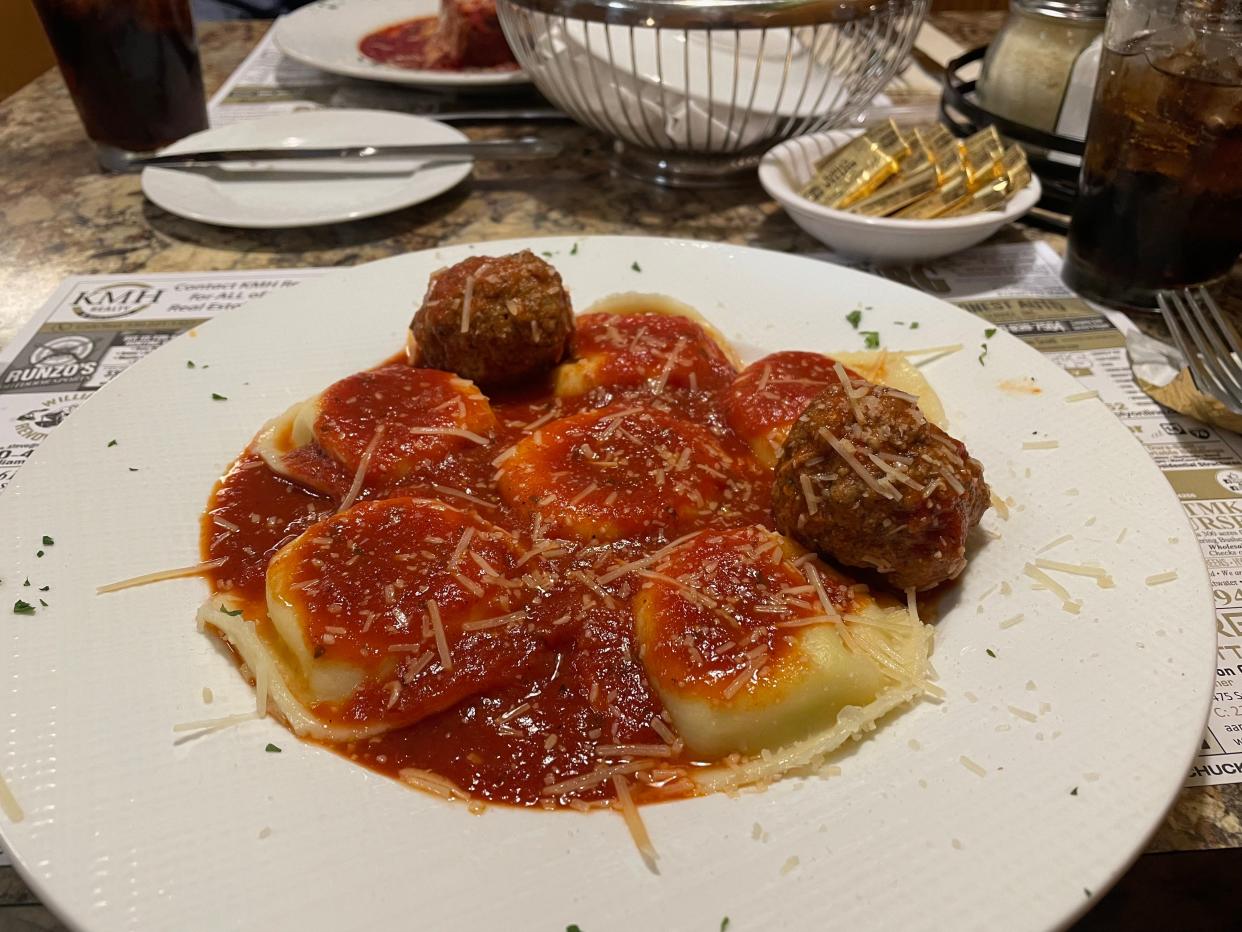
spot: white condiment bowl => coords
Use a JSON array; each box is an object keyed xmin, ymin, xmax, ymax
[{"xmin": 759, "ymin": 129, "xmax": 1042, "ymax": 264}]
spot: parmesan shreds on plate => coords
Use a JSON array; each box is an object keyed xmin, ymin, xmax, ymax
[
  {"xmin": 1034, "ymin": 557, "xmax": 1115, "ymax": 590},
  {"xmin": 959, "ymin": 755, "xmax": 986, "ymax": 777},
  {"xmin": 0, "ymin": 771, "xmax": 24, "ymax": 823},
  {"xmin": 338, "ymin": 423, "xmax": 387, "ymax": 513},
  {"xmin": 407, "ymin": 427, "xmax": 489, "ymax": 445},
  {"xmin": 595, "ymin": 744, "xmax": 677, "ymax": 759},
  {"xmin": 1008, "ymin": 705, "xmax": 1038, "ymax": 723},
  {"xmin": 611, "ymin": 774, "xmax": 659, "ymax": 872},
  {"xmin": 1065, "ymin": 390, "xmax": 1099, "ymax": 403},
  {"xmin": 899, "ymin": 344, "xmax": 963, "ymax": 367},
  {"xmin": 400, "ymin": 767, "xmax": 471, "ymax": 801},
  {"xmin": 172, "ymin": 710, "xmax": 262, "ymax": 734},
  {"xmin": 989, "ymin": 491, "xmax": 1010, "ymax": 520},
  {"xmin": 448, "ymin": 526, "xmax": 475, "ymax": 570},
  {"xmin": 459, "ymin": 273, "xmax": 476, "ymax": 333},
  {"xmin": 461, "ymin": 610, "xmax": 526, "ymax": 632},
  {"xmin": 428, "ymin": 599, "xmax": 452, "ymax": 672},
  {"xmin": 651, "ymin": 337, "xmax": 687, "ymax": 395},
  {"xmin": 97, "ymin": 557, "xmax": 227, "ymax": 594},
  {"xmin": 1022, "ymin": 439, "xmax": 1060, "ymax": 450},
  {"xmin": 1036, "ymin": 534, "xmax": 1072, "ymax": 554},
  {"xmin": 1146, "ymin": 571, "xmax": 1179, "ymax": 586},
  {"xmin": 540, "ymin": 760, "xmax": 656, "ymax": 796}
]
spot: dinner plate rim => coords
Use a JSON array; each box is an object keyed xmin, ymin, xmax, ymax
[
  {"xmin": 0, "ymin": 235, "xmax": 1217, "ymax": 932},
  {"xmin": 272, "ymin": 0, "xmax": 532, "ymax": 89}
]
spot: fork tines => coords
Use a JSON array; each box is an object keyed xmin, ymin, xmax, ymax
[{"xmin": 1157, "ymin": 287, "xmax": 1242, "ymax": 414}]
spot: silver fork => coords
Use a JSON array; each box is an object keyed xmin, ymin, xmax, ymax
[{"xmin": 1157, "ymin": 287, "xmax": 1242, "ymax": 414}]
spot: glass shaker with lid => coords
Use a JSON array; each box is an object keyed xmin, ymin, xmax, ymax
[{"xmin": 979, "ymin": 0, "xmax": 1108, "ymax": 138}]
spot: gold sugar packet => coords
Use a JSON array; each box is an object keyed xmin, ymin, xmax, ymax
[
  {"xmin": 850, "ymin": 163, "xmax": 940, "ymax": 217},
  {"xmin": 1000, "ymin": 143, "xmax": 1032, "ymax": 192},
  {"xmin": 800, "ymin": 119, "xmax": 909, "ymax": 209},
  {"xmin": 916, "ymin": 124, "xmax": 959, "ymax": 171},
  {"xmin": 891, "ymin": 167, "xmax": 970, "ymax": 219},
  {"xmin": 959, "ymin": 125, "xmax": 1006, "ymax": 188},
  {"xmin": 940, "ymin": 177, "xmax": 1011, "ymax": 217}
]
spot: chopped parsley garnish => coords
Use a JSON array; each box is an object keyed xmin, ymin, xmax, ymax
[
  {"xmin": 985, "ymin": 648, "xmax": 996, "ymax": 658},
  {"xmin": 860, "ymin": 330, "xmax": 880, "ymax": 350},
  {"xmin": 631, "ymin": 261, "xmax": 642, "ymax": 272},
  {"xmin": 542, "ymin": 251, "xmax": 555, "ymax": 258},
  {"xmin": 265, "ymin": 743, "xmax": 282, "ymax": 753},
  {"xmin": 186, "ymin": 360, "xmax": 196, "ymax": 368},
  {"xmin": 22, "ymin": 578, "xmax": 30, "ymax": 587},
  {"xmin": 1070, "ymin": 787, "xmax": 1079, "ymax": 796},
  {"xmin": 567, "ymin": 926, "xmax": 583, "ymax": 932},
  {"xmin": 42, "ymin": 535, "xmax": 54, "ymax": 546},
  {"xmin": 13, "ymin": 600, "xmax": 35, "ymax": 615},
  {"xmin": 211, "ymin": 392, "xmax": 228, "ymax": 401},
  {"xmin": 107, "ymin": 439, "xmax": 117, "ymax": 447},
  {"xmin": 978, "ymin": 343, "xmax": 989, "ymax": 365},
  {"xmin": 220, "ymin": 606, "xmax": 243, "ymax": 617},
  {"xmin": 38, "ymin": 586, "xmax": 49, "ymax": 592},
  {"xmin": 570, "ymin": 243, "xmax": 579, "ymax": 256},
  {"xmin": 846, "ymin": 309, "xmax": 862, "ymax": 329},
  {"xmin": 1084, "ymin": 889, "xmax": 1092, "ymax": 898},
  {"xmin": 128, "ymin": 467, "xmax": 139, "ymax": 472},
  {"xmin": 721, "ymin": 919, "xmax": 731, "ymax": 932},
  {"xmin": 35, "ymin": 550, "xmax": 44, "ymax": 558},
  {"xmin": 39, "ymin": 599, "xmax": 48, "ymax": 608},
  {"xmin": 910, "ymin": 321, "xmax": 920, "ymax": 329},
  {"xmin": 984, "ymin": 327, "xmax": 997, "ymax": 339}
]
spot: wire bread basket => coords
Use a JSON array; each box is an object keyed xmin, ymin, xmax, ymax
[{"xmin": 496, "ymin": 0, "xmax": 928, "ymax": 186}]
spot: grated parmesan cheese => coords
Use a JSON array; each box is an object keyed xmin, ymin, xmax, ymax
[
  {"xmin": 0, "ymin": 771, "xmax": 23, "ymax": 823},
  {"xmin": 611, "ymin": 774, "xmax": 658, "ymax": 872},
  {"xmin": 338, "ymin": 423, "xmax": 387, "ymax": 513},
  {"xmin": 959, "ymin": 755, "xmax": 986, "ymax": 777},
  {"xmin": 459, "ymin": 273, "xmax": 476, "ymax": 333},
  {"xmin": 97, "ymin": 557, "xmax": 227, "ymax": 594},
  {"xmin": 1008, "ymin": 705, "xmax": 1038, "ymax": 723},
  {"xmin": 989, "ymin": 491, "xmax": 1009, "ymax": 521},
  {"xmin": 172, "ymin": 710, "xmax": 261, "ymax": 734},
  {"xmin": 1145, "ymin": 571, "xmax": 1178, "ymax": 586},
  {"xmin": 427, "ymin": 600, "xmax": 452, "ymax": 672}
]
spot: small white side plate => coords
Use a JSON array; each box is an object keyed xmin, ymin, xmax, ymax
[
  {"xmin": 141, "ymin": 110, "xmax": 473, "ymax": 228},
  {"xmin": 273, "ymin": 0, "xmax": 530, "ymax": 89}
]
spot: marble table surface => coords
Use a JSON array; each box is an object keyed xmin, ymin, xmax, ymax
[{"xmin": 0, "ymin": 11, "xmax": 1239, "ymax": 930}]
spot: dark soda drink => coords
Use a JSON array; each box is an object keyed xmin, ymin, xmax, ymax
[
  {"xmin": 33, "ymin": 0, "xmax": 208, "ymax": 170},
  {"xmin": 1063, "ymin": 25, "xmax": 1242, "ymax": 310}
]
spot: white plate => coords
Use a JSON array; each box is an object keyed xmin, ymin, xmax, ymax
[
  {"xmin": 141, "ymin": 110, "xmax": 473, "ymax": 228},
  {"xmin": 0, "ymin": 237, "xmax": 1215, "ymax": 932},
  {"xmin": 273, "ymin": 0, "xmax": 529, "ymax": 89}
]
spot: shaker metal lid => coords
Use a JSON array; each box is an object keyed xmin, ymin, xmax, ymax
[{"xmin": 1012, "ymin": 0, "xmax": 1108, "ymax": 20}]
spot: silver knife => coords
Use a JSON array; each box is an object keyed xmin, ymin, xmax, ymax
[{"xmin": 129, "ymin": 136, "xmax": 562, "ymax": 171}]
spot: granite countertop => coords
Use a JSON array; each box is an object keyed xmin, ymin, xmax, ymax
[{"xmin": 0, "ymin": 10, "xmax": 1239, "ymax": 927}]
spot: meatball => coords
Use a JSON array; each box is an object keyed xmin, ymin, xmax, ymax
[
  {"xmin": 410, "ymin": 250, "xmax": 574, "ymax": 387},
  {"xmin": 772, "ymin": 374, "xmax": 989, "ymax": 591}
]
